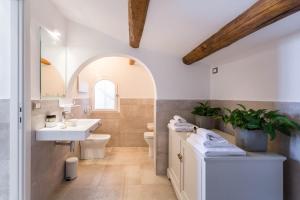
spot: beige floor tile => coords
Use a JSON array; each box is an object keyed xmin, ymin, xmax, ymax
[
  {"xmin": 94, "ymin": 186, "xmax": 124, "ymax": 200},
  {"xmin": 49, "ymin": 147, "xmax": 177, "ymax": 200},
  {"xmin": 124, "ymin": 185, "xmax": 177, "ymax": 200},
  {"xmin": 98, "ymin": 165, "xmax": 125, "ymax": 186},
  {"xmin": 124, "ymin": 165, "xmax": 141, "ymax": 185},
  {"xmin": 140, "ymin": 163, "xmax": 171, "ymax": 185},
  {"xmin": 54, "ymin": 188, "xmax": 99, "ymax": 200}
]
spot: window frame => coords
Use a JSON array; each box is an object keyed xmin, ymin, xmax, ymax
[{"xmin": 91, "ymin": 79, "xmax": 119, "ymax": 112}]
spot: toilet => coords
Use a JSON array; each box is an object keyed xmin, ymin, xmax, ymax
[
  {"xmin": 80, "ymin": 134, "xmax": 111, "ymax": 159},
  {"xmin": 144, "ymin": 123, "xmax": 154, "ymax": 157}
]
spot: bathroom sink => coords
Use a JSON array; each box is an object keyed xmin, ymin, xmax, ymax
[{"xmin": 36, "ymin": 119, "xmax": 101, "ymax": 141}]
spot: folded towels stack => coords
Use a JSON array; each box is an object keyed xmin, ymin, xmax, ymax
[
  {"xmin": 168, "ymin": 115, "xmax": 197, "ymax": 132},
  {"xmin": 187, "ymin": 128, "xmax": 246, "ymax": 157}
]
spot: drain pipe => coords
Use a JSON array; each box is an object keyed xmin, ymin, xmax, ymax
[{"xmin": 55, "ymin": 141, "xmax": 76, "ymax": 152}]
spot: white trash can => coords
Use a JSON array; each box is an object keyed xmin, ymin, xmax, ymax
[{"xmin": 65, "ymin": 157, "xmax": 78, "ymax": 181}]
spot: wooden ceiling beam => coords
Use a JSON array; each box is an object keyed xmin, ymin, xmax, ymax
[
  {"xmin": 128, "ymin": 0, "xmax": 150, "ymax": 48},
  {"xmin": 183, "ymin": 0, "xmax": 300, "ymax": 65}
]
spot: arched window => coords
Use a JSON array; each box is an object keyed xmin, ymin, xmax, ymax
[{"xmin": 94, "ymin": 80, "xmax": 117, "ymax": 110}]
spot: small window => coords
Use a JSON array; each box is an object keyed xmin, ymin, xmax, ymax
[{"xmin": 94, "ymin": 80, "xmax": 117, "ymax": 110}]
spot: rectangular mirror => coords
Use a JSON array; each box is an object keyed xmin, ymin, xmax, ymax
[{"xmin": 40, "ymin": 27, "xmax": 66, "ymax": 98}]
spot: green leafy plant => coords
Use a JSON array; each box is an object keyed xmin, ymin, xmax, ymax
[
  {"xmin": 192, "ymin": 101, "xmax": 221, "ymax": 118},
  {"xmin": 223, "ymin": 104, "xmax": 300, "ymax": 140}
]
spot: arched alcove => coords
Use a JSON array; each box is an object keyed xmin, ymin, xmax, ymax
[
  {"xmin": 67, "ymin": 54, "xmax": 157, "ymax": 99},
  {"xmin": 67, "ymin": 55, "xmax": 157, "ymax": 168}
]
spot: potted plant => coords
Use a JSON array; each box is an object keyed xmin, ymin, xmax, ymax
[
  {"xmin": 223, "ymin": 104, "xmax": 300, "ymax": 152},
  {"xmin": 192, "ymin": 101, "xmax": 221, "ymax": 129}
]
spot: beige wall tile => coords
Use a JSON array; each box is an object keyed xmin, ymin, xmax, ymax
[{"xmin": 74, "ymin": 98, "xmax": 154, "ymax": 147}]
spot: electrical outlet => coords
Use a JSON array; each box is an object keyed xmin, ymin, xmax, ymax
[{"xmin": 212, "ymin": 67, "xmax": 218, "ymax": 74}]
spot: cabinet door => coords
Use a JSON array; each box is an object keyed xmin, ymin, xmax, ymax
[
  {"xmin": 171, "ymin": 132, "xmax": 182, "ymax": 187},
  {"xmin": 182, "ymin": 142, "xmax": 202, "ymax": 200}
]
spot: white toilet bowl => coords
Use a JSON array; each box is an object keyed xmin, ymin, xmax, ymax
[
  {"xmin": 80, "ymin": 134, "xmax": 111, "ymax": 159},
  {"xmin": 144, "ymin": 132, "xmax": 154, "ymax": 157}
]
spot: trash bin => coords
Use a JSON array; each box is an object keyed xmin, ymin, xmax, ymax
[{"xmin": 65, "ymin": 157, "xmax": 78, "ymax": 181}]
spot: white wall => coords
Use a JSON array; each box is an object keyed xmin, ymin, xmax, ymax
[
  {"xmin": 29, "ymin": 0, "xmax": 211, "ymax": 100},
  {"xmin": 30, "ymin": 0, "xmax": 68, "ymax": 99},
  {"xmin": 76, "ymin": 57, "xmax": 155, "ymax": 99},
  {"xmin": 210, "ymin": 31, "xmax": 300, "ymax": 102},
  {"xmin": 0, "ymin": 0, "xmax": 11, "ymax": 99},
  {"xmin": 65, "ymin": 21, "xmax": 210, "ymax": 100}
]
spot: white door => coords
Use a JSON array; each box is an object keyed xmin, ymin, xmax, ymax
[{"xmin": 0, "ymin": 0, "xmax": 25, "ymax": 200}]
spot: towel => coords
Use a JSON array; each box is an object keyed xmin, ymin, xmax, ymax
[
  {"xmin": 169, "ymin": 119, "xmax": 194, "ymax": 127},
  {"xmin": 168, "ymin": 123, "xmax": 197, "ymax": 132},
  {"xmin": 187, "ymin": 134, "xmax": 246, "ymax": 157},
  {"xmin": 195, "ymin": 128, "xmax": 230, "ymax": 148},
  {"xmin": 193, "ymin": 134, "xmax": 231, "ymax": 148},
  {"xmin": 173, "ymin": 115, "xmax": 187, "ymax": 123},
  {"xmin": 187, "ymin": 135, "xmax": 245, "ymax": 157},
  {"xmin": 190, "ymin": 132, "xmax": 231, "ymax": 148}
]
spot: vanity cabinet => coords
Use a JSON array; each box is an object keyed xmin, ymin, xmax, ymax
[{"xmin": 167, "ymin": 127, "xmax": 286, "ymax": 200}]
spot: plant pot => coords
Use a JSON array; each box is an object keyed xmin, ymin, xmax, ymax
[
  {"xmin": 235, "ymin": 128, "xmax": 268, "ymax": 152},
  {"xmin": 195, "ymin": 116, "xmax": 217, "ymax": 129}
]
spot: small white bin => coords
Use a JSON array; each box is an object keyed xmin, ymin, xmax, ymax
[{"xmin": 65, "ymin": 157, "xmax": 78, "ymax": 181}]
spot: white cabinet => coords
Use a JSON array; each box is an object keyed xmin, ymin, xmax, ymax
[
  {"xmin": 167, "ymin": 127, "xmax": 286, "ymax": 200},
  {"xmin": 168, "ymin": 127, "xmax": 184, "ymax": 196}
]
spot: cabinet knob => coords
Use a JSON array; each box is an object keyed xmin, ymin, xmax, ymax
[{"xmin": 177, "ymin": 153, "xmax": 183, "ymax": 161}]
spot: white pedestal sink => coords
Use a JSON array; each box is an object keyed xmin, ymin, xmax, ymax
[{"xmin": 36, "ymin": 119, "xmax": 101, "ymax": 141}]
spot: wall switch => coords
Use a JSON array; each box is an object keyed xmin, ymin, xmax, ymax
[
  {"xmin": 212, "ymin": 67, "xmax": 218, "ymax": 74},
  {"xmin": 32, "ymin": 102, "xmax": 41, "ymax": 109}
]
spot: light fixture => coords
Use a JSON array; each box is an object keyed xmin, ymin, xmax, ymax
[
  {"xmin": 45, "ymin": 28, "xmax": 61, "ymax": 41},
  {"xmin": 129, "ymin": 59, "xmax": 135, "ymax": 65}
]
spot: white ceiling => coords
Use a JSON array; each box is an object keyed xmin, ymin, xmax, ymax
[
  {"xmin": 51, "ymin": 0, "xmax": 300, "ymax": 63},
  {"xmin": 51, "ymin": 0, "xmax": 256, "ymax": 54}
]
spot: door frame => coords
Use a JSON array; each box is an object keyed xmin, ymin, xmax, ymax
[{"xmin": 9, "ymin": 0, "xmax": 31, "ymax": 200}]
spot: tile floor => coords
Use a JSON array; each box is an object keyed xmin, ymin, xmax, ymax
[{"xmin": 50, "ymin": 147, "xmax": 177, "ymax": 200}]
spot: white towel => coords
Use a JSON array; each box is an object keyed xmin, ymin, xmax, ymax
[
  {"xmin": 187, "ymin": 134, "xmax": 246, "ymax": 157},
  {"xmin": 197, "ymin": 128, "xmax": 224, "ymax": 140},
  {"xmin": 173, "ymin": 115, "xmax": 187, "ymax": 123},
  {"xmin": 190, "ymin": 133, "xmax": 231, "ymax": 148},
  {"xmin": 196, "ymin": 128, "xmax": 231, "ymax": 147},
  {"xmin": 169, "ymin": 119, "xmax": 194, "ymax": 127},
  {"xmin": 168, "ymin": 123, "xmax": 197, "ymax": 132}
]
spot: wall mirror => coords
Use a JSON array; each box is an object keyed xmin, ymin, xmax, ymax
[{"xmin": 40, "ymin": 27, "xmax": 66, "ymax": 98}]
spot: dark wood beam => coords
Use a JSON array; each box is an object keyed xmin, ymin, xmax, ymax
[
  {"xmin": 183, "ymin": 0, "xmax": 300, "ymax": 65},
  {"xmin": 128, "ymin": 0, "xmax": 150, "ymax": 48}
]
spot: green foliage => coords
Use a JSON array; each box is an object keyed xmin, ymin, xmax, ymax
[
  {"xmin": 192, "ymin": 101, "xmax": 221, "ymax": 118},
  {"xmin": 223, "ymin": 104, "xmax": 300, "ymax": 140}
]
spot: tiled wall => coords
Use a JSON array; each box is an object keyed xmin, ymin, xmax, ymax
[
  {"xmin": 155, "ymin": 99, "xmax": 203, "ymax": 175},
  {"xmin": 210, "ymin": 100, "xmax": 300, "ymax": 200},
  {"xmin": 73, "ymin": 98, "xmax": 154, "ymax": 147},
  {"xmin": 31, "ymin": 100, "xmax": 79, "ymax": 200},
  {"xmin": 0, "ymin": 99, "xmax": 9, "ymax": 200}
]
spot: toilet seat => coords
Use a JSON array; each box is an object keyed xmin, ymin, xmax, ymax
[
  {"xmin": 144, "ymin": 132, "xmax": 154, "ymax": 139},
  {"xmin": 86, "ymin": 134, "xmax": 111, "ymax": 141}
]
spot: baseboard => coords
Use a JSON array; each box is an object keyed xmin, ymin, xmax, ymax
[{"xmin": 167, "ymin": 168, "xmax": 181, "ymax": 200}]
